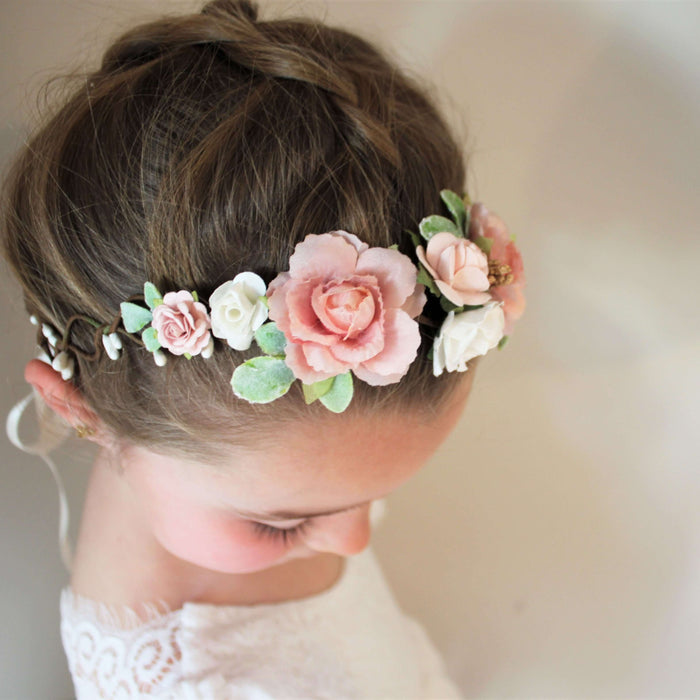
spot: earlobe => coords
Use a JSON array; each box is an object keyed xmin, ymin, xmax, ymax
[{"xmin": 24, "ymin": 358, "xmax": 105, "ymax": 443}]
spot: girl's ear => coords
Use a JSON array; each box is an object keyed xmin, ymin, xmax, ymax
[{"xmin": 24, "ymin": 358, "xmax": 107, "ymax": 445}]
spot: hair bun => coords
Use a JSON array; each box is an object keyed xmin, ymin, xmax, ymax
[{"xmin": 201, "ymin": 0, "xmax": 258, "ymax": 24}]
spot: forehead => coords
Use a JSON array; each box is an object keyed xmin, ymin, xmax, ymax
[
  {"xmin": 203, "ymin": 414, "xmax": 445, "ymax": 511},
  {"xmin": 132, "ymin": 374, "xmax": 473, "ymax": 516}
]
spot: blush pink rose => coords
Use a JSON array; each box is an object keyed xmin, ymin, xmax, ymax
[
  {"xmin": 416, "ymin": 233, "xmax": 492, "ymax": 307},
  {"xmin": 151, "ymin": 290, "xmax": 212, "ymax": 356},
  {"xmin": 469, "ymin": 203, "xmax": 526, "ymax": 335},
  {"xmin": 267, "ymin": 231, "xmax": 426, "ymax": 386}
]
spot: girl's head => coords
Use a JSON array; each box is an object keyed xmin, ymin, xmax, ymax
[{"xmin": 1, "ymin": 0, "xmax": 521, "ymax": 574}]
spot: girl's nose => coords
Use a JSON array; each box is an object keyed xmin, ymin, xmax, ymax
[{"xmin": 304, "ymin": 503, "xmax": 372, "ymax": 556}]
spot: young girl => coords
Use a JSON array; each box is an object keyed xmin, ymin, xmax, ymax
[{"xmin": 2, "ymin": 0, "xmax": 525, "ymax": 697}]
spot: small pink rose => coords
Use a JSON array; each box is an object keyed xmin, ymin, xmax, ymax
[
  {"xmin": 416, "ymin": 233, "xmax": 492, "ymax": 307},
  {"xmin": 267, "ymin": 232, "xmax": 426, "ymax": 386},
  {"xmin": 151, "ymin": 290, "xmax": 212, "ymax": 356},
  {"xmin": 469, "ymin": 203, "xmax": 526, "ymax": 335}
]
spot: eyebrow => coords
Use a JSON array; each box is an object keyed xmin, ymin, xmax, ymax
[{"xmin": 236, "ymin": 501, "xmax": 368, "ymax": 522}]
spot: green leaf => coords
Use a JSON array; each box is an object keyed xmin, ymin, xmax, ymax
[
  {"xmin": 231, "ymin": 356, "xmax": 295, "ymax": 404},
  {"xmin": 141, "ymin": 326, "xmax": 161, "ymax": 351},
  {"xmin": 510, "ymin": 233, "xmax": 517, "ymax": 244},
  {"xmin": 319, "ymin": 372, "xmax": 354, "ymax": 413},
  {"xmin": 416, "ymin": 264, "xmax": 441, "ymax": 298},
  {"xmin": 388, "ymin": 243, "xmax": 399, "ymax": 251},
  {"xmin": 407, "ymin": 229, "xmax": 423, "ymax": 250},
  {"xmin": 302, "ymin": 377, "xmax": 334, "ymax": 404},
  {"xmin": 473, "ymin": 235, "xmax": 493, "ymax": 256},
  {"xmin": 419, "ymin": 215, "xmax": 460, "ymax": 241},
  {"xmin": 255, "ymin": 322, "xmax": 287, "ymax": 356},
  {"xmin": 191, "ymin": 290, "xmax": 199, "ymax": 303},
  {"xmin": 143, "ymin": 282, "xmax": 162, "ymax": 310},
  {"xmin": 439, "ymin": 295, "xmax": 463, "ymax": 313},
  {"xmin": 440, "ymin": 189, "xmax": 467, "ymax": 231},
  {"xmin": 120, "ymin": 302, "xmax": 153, "ymax": 333},
  {"xmin": 497, "ymin": 335, "xmax": 509, "ymax": 350}
]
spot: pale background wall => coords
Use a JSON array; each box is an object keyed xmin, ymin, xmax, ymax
[{"xmin": 1, "ymin": 1, "xmax": 698, "ymax": 698}]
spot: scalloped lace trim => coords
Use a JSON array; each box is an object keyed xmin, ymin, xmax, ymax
[{"xmin": 60, "ymin": 588, "xmax": 185, "ymax": 697}]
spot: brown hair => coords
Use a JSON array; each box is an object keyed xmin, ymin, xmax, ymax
[{"xmin": 1, "ymin": 0, "xmax": 471, "ymax": 461}]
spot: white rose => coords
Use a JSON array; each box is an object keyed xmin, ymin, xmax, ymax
[
  {"xmin": 433, "ymin": 301, "xmax": 505, "ymax": 376},
  {"xmin": 209, "ymin": 272, "xmax": 269, "ymax": 351}
]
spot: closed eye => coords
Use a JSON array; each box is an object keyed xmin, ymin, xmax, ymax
[{"xmin": 250, "ymin": 520, "xmax": 310, "ymax": 545}]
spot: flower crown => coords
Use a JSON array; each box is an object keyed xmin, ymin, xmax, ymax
[{"xmin": 34, "ymin": 190, "xmax": 525, "ymax": 413}]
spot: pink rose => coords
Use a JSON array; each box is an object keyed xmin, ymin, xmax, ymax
[
  {"xmin": 267, "ymin": 231, "xmax": 426, "ymax": 386},
  {"xmin": 151, "ymin": 290, "xmax": 212, "ymax": 356},
  {"xmin": 416, "ymin": 233, "xmax": 492, "ymax": 307},
  {"xmin": 469, "ymin": 203, "xmax": 526, "ymax": 335}
]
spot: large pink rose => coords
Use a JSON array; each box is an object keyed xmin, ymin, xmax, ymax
[
  {"xmin": 416, "ymin": 233, "xmax": 492, "ymax": 307},
  {"xmin": 267, "ymin": 231, "xmax": 426, "ymax": 386},
  {"xmin": 151, "ymin": 290, "xmax": 212, "ymax": 356},
  {"xmin": 469, "ymin": 203, "xmax": 526, "ymax": 335}
]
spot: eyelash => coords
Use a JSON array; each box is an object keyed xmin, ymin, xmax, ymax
[
  {"xmin": 251, "ymin": 520, "xmax": 310, "ymax": 544},
  {"xmin": 249, "ymin": 503, "xmax": 366, "ymax": 544}
]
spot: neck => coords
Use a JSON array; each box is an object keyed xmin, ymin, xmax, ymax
[{"xmin": 70, "ymin": 448, "xmax": 344, "ymax": 616}]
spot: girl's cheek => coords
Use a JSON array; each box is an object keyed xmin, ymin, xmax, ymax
[{"xmin": 150, "ymin": 508, "xmax": 289, "ymax": 574}]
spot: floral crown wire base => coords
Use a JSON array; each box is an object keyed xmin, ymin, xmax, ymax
[{"xmin": 32, "ymin": 190, "xmax": 525, "ymax": 413}]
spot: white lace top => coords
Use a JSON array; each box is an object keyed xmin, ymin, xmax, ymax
[{"xmin": 60, "ymin": 547, "xmax": 463, "ymax": 699}]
